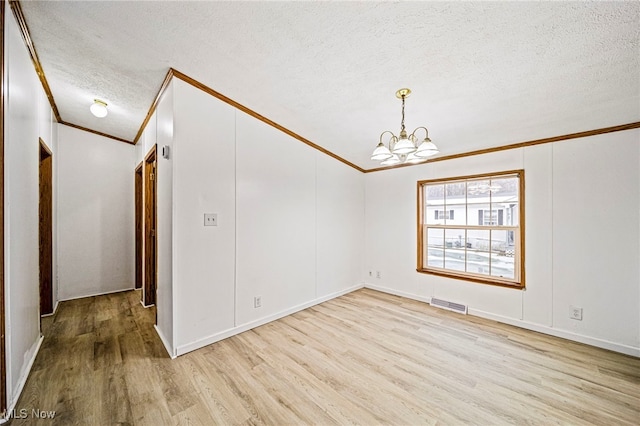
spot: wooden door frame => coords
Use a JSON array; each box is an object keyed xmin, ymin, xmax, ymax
[
  {"xmin": 134, "ymin": 162, "xmax": 143, "ymax": 291},
  {"xmin": 143, "ymin": 146, "xmax": 157, "ymax": 307},
  {"xmin": 38, "ymin": 139, "xmax": 53, "ymax": 316}
]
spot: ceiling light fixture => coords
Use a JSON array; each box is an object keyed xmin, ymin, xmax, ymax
[
  {"xmin": 90, "ymin": 99, "xmax": 108, "ymax": 118},
  {"xmin": 371, "ymin": 88, "xmax": 439, "ymax": 165}
]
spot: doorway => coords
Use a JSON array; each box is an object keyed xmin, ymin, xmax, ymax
[
  {"xmin": 143, "ymin": 146, "xmax": 157, "ymax": 307},
  {"xmin": 39, "ymin": 139, "xmax": 53, "ymax": 316},
  {"xmin": 135, "ymin": 163, "xmax": 143, "ymax": 291}
]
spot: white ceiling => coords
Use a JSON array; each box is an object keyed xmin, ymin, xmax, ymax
[{"xmin": 19, "ymin": 1, "xmax": 640, "ymax": 170}]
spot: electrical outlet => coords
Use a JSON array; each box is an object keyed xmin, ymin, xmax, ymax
[
  {"xmin": 376, "ymin": 271, "xmax": 381, "ymax": 279},
  {"xmin": 570, "ymin": 306, "xmax": 583, "ymax": 321},
  {"xmin": 254, "ymin": 296, "xmax": 262, "ymax": 308},
  {"xmin": 204, "ymin": 213, "xmax": 217, "ymax": 226}
]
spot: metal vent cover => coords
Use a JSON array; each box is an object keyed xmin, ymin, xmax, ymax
[{"xmin": 430, "ymin": 298, "xmax": 468, "ymax": 314}]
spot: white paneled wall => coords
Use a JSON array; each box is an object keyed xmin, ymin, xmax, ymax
[
  {"xmin": 146, "ymin": 78, "xmax": 365, "ymax": 356},
  {"xmin": 5, "ymin": 6, "xmax": 41, "ymax": 408},
  {"xmin": 316, "ymin": 153, "xmax": 364, "ymax": 298},
  {"xmin": 155, "ymin": 86, "xmax": 174, "ymax": 352},
  {"xmin": 173, "ymin": 80, "xmax": 236, "ymax": 349},
  {"xmin": 364, "ymin": 130, "xmax": 640, "ymax": 356},
  {"xmin": 235, "ymin": 111, "xmax": 317, "ymax": 326},
  {"xmin": 3, "ymin": 4, "xmax": 58, "ymax": 411},
  {"xmin": 57, "ymin": 126, "xmax": 136, "ymax": 300},
  {"xmin": 551, "ymin": 135, "xmax": 639, "ymax": 347}
]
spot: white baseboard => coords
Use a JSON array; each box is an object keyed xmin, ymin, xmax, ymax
[
  {"xmin": 364, "ymin": 284, "xmax": 639, "ymax": 358},
  {"xmin": 59, "ymin": 286, "xmax": 134, "ymax": 302},
  {"xmin": 154, "ymin": 325, "xmax": 176, "ymax": 359},
  {"xmin": 364, "ymin": 283, "xmax": 432, "ymax": 304},
  {"xmin": 175, "ymin": 284, "xmax": 364, "ymax": 356},
  {"xmin": 4, "ymin": 335, "xmax": 44, "ymax": 421},
  {"xmin": 468, "ymin": 308, "xmax": 640, "ymax": 358}
]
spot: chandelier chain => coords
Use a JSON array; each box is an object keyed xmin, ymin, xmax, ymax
[
  {"xmin": 400, "ymin": 95, "xmax": 406, "ymax": 133},
  {"xmin": 370, "ymin": 87, "xmax": 439, "ymax": 165}
]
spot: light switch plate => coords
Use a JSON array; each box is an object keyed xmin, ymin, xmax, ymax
[{"xmin": 204, "ymin": 213, "xmax": 217, "ymax": 226}]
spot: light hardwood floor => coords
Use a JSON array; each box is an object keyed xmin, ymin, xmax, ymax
[{"xmin": 13, "ymin": 288, "xmax": 640, "ymax": 425}]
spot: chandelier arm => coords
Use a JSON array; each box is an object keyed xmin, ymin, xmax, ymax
[
  {"xmin": 379, "ymin": 130, "xmax": 397, "ymax": 145},
  {"xmin": 409, "ymin": 126, "xmax": 429, "ymax": 140}
]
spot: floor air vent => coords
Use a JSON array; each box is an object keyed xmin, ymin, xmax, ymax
[{"xmin": 430, "ymin": 298, "xmax": 468, "ymax": 314}]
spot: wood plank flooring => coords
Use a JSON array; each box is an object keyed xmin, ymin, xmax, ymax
[{"xmin": 13, "ymin": 288, "xmax": 640, "ymax": 425}]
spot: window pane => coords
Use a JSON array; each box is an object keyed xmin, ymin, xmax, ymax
[
  {"xmin": 426, "ymin": 228, "xmax": 444, "ymax": 268},
  {"xmin": 426, "ymin": 205, "xmax": 446, "ymax": 225},
  {"xmin": 490, "ymin": 176, "xmax": 519, "ymax": 199},
  {"xmin": 490, "ymin": 230, "xmax": 515, "ymax": 279},
  {"xmin": 491, "ymin": 176, "xmax": 519, "ymax": 226},
  {"xmin": 444, "ymin": 203, "xmax": 466, "ymax": 225},
  {"xmin": 467, "ymin": 203, "xmax": 491, "ymax": 226},
  {"xmin": 467, "ymin": 179, "xmax": 491, "ymax": 202},
  {"xmin": 466, "ymin": 229, "xmax": 490, "ymax": 276},
  {"xmin": 425, "ymin": 184, "xmax": 444, "ymax": 206},
  {"xmin": 444, "ymin": 229, "xmax": 465, "ymax": 272}
]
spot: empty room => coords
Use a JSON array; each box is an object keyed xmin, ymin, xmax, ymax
[{"xmin": 1, "ymin": 1, "xmax": 639, "ymax": 424}]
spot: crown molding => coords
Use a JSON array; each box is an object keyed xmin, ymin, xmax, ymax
[
  {"xmin": 10, "ymin": 0, "xmax": 640, "ymax": 171},
  {"xmin": 132, "ymin": 68, "xmax": 174, "ymax": 145},
  {"xmin": 365, "ymin": 121, "xmax": 640, "ymax": 173},
  {"xmin": 59, "ymin": 121, "xmax": 134, "ymax": 145},
  {"xmin": 134, "ymin": 68, "xmax": 365, "ymax": 173},
  {"xmin": 8, "ymin": 0, "xmax": 60, "ymax": 122}
]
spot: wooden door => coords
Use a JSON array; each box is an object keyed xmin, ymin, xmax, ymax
[
  {"xmin": 39, "ymin": 139, "xmax": 53, "ymax": 315},
  {"xmin": 135, "ymin": 163, "xmax": 143, "ymax": 290},
  {"xmin": 144, "ymin": 147, "xmax": 157, "ymax": 306}
]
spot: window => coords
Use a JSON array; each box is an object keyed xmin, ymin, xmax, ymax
[
  {"xmin": 417, "ymin": 170, "xmax": 524, "ymax": 288},
  {"xmin": 435, "ymin": 210, "xmax": 454, "ymax": 220}
]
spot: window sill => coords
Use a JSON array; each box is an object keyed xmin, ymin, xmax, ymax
[{"xmin": 416, "ymin": 268, "xmax": 524, "ymax": 290}]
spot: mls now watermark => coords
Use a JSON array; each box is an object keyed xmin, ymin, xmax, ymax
[{"xmin": 3, "ymin": 408, "xmax": 56, "ymax": 420}]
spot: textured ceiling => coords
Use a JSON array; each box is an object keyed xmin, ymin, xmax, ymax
[{"xmin": 19, "ymin": 1, "xmax": 640, "ymax": 169}]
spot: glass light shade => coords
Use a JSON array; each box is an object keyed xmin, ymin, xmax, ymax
[
  {"xmin": 414, "ymin": 139, "xmax": 439, "ymax": 158},
  {"xmin": 405, "ymin": 151, "xmax": 427, "ymax": 164},
  {"xmin": 90, "ymin": 100, "xmax": 108, "ymax": 118},
  {"xmin": 371, "ymin": 142, "xmax": 393, "ymax": 160},
  {"xmin": 380, "ymin": 154, "xmax": 401, "ymax": 166},
  {"xmin": 392, "ymin": 136, "xmax": 416, "ymax": 154}
]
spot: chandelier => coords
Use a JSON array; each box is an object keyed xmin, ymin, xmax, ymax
[{"xmin": 370, "ymin": 88, "xmax": 439, "ymax": 165}]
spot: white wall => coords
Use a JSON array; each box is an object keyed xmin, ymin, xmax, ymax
[
  {"xmin": 154, "ymin": 86, "xmax": 173, "ymax": 353},
  {"xmin": 57, "ymin": 125, "xmax": 135, "ymax": 300},
  {"xmin": 3, "ymin": 1, "xmax": 57, "ymax": 410},
  {"xmin": 235, "ymin": 111, "xmax": 317, "ymax": 326},
  {"xmin": 364, "ymin": 130, "xmax": 640, "ymax": 356},
  {"xmin": 150, "ymin": 79, "xmax": 365, "ymax": 356}
]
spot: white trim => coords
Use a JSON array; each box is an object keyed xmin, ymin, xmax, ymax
[
  {"xmin": 176, "ymin": 284, "xmax": 364, "ymax": 356},
  {"xmin": 58, "ymin": 287, "xmax": 134, "ymax": 302},
  {"xmin": 364, "ymin": 283, "xmax": 432, "ymax": 304},
  {"xmin": 3, "ymin": 335, "xmax": 44, "ymax": 423},
  {"xmin": 39, "ymin": 299, "xmax": 61, "ymax": 318},
  {"xmin": 364, "ymin": 284, "xmax": 639, "ymax": 357},
  {"xmin": 468, "ymin": 308, "xmax": 640, "ymax": 358},
  {"xmin": 154, "ymin": 324, "xmax": 176, "ymax": 359}
]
